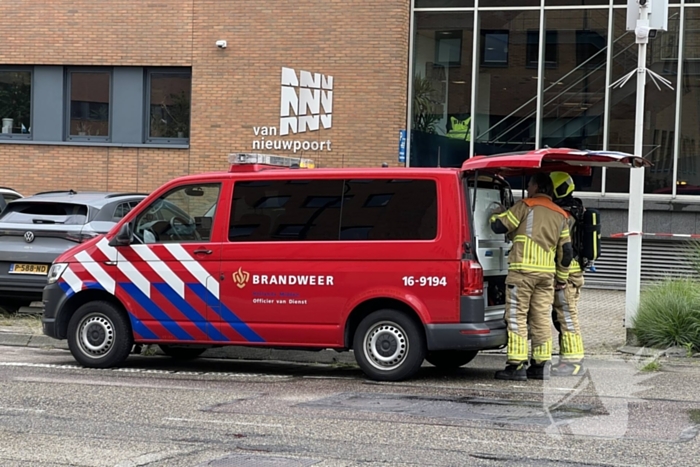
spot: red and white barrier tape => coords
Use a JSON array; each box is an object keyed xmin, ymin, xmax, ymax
[{"xmin": 611, "ymin": 232, "xmax": 700, "ymax": 239}]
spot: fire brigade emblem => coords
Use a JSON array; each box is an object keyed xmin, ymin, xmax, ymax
[{"xmin": 232, "ymin": 267, "xmax": 250, "ymax": 289}]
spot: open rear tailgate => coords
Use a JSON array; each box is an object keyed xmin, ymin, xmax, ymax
[{"xmin": 461, "ymin": 148, "xmax": 651, "ymax": 176}]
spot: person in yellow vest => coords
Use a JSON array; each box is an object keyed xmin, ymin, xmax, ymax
[
  {"xmin": 446, "ymin": 116, "xmax": 471, "ymax": 141},
  {"xmin": 549, "ymin": 172, "xmax": 586, "ymax": 376},
  {"xmin": 489, "ymin": 173, "xmax": 573, "ymax": 380}
]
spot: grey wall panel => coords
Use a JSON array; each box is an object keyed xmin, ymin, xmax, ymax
[
  {"xmin": 32, "ymin": 67, "xmax": 64, "ymax": 142},
  {"xmin": 112, "ymin": 68, "xmax": 144, "ymax": 144}
]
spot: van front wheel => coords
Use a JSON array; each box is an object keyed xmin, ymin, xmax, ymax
[
  {"xmin": 67, "ymin": 301, "xmax": 133, "ymax": 368},
  {"xmin": 353, "ymin": 309, "xmax": 426, "ymax": 381},
  {"xmin": 426, "ymin": 350, "xmax": 478, "ymax": 369}
]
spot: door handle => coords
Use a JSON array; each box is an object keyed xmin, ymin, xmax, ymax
[{"xmin": 193, "ymin": 249, "xmax": 213, "ymax": 255}]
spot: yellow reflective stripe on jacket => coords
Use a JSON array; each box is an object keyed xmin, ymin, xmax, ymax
[
  {"xmin": 560, "ymin": 228, "xmax": 570, "ymax": 238},
  {"xmin": 492, "ymin": 210, "xmax": 520, "ymax": 229},
  {"xmin": 511, "ymin": 235, "xmax": 556, "ymax": 273},
  {"xmin": 556, "ymin": 270, "xmax": 569, "ymax": 281},
  {"xmin": 570, "ymin": 258, "xmax": 582, "ymax": 274}
]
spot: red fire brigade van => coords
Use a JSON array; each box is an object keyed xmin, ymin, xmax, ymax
[{"xmin": 41, "ymin": 150, "xmax": 648, "ymax": 381}]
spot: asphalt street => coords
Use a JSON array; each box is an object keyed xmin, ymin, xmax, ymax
[{"xmin": 0, "ymin": 346, "xmax": 698, "ymax": 467}]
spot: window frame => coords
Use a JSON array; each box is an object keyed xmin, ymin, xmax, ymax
[
  {"xmin": 144, "ymin": 68, "xmax": 192, "ymax": 145},
  {"xmin": 0, "ymin": 66, "xmax": 33, "ymax": 141},
  {"xmin": 65, "ymin": 67, "xmax": 113, "ymax": 143}
]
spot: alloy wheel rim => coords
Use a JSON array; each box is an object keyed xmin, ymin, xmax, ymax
[
  {"xmin": 364, "ymin": 321, "xmax": 409, "ymax": 371},
  {"xmin": 77, "ymin": 314, "xmax": 115, "ymax": 358}
]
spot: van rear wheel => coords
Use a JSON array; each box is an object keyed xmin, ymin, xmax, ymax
[
  {"xmin": 67, "ymin": 301, "xmax": 133, "ymax": 368},
  {"xmin": 426, "ymin": 350, "xmax": 478, "ymax": 369},
  {"xmin": 353, "ymin": 309, "xmax": 426, "ymax": 381}
]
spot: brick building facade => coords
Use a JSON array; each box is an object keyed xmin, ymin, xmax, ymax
[{"xmin": 0, "ymin": 0, "xmax": 410, "ymax": 194}]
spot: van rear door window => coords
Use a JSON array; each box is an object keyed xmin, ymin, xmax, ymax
[{"xmin": 339, "ymin": 179, "xmax": 437, "ymax": 240}]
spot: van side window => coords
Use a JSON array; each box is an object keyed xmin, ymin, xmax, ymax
[
  {"xmin": 228, "ymin": 178, "xmax": 437, "ymax": 242},
  {"xmin": 340, "ymin": 179, "xmax": 437, "ymax": 240},
  {"xmin": 229, "ymin": 180, "xmax": 343, "ymax": 241},
  {"xmin": 134, "ymin": 183, "xmax": 221, "ymax": 243}
]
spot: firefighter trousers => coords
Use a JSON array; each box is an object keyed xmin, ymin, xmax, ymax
[
  {"xmin": 552, "ymin": 273, "xmax": 585, "ymax": 363},
  {"xmin": 504, "ymin": 270, "xmax": 555, "ymax": 364}
]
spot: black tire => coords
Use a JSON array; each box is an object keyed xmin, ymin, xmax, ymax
[
  {"xmin": 67, "ymin": 301, "xmax": 133, "ymax": 368},
  {"xmin": 353, "ymin": 309, "xmax": 426, "ymax": 382},
  {"xmin": 426, "ymin": 350, "xmax": 478, "ymax": 369},
  {"xmin": 159, "ymin": 345, "xmax": 208, "ymax": 360}
]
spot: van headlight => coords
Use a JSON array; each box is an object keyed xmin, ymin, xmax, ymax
[{"xmin": 47, "ymin": 263, "xmax": 68, "ymax": 284}]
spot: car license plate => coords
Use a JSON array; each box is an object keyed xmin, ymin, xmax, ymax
[{"xmin": 9, "ymin": 263, "xmax": 49, "ymax": 275}]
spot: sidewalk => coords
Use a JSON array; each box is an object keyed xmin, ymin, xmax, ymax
[{"xmin": 0, "ymin": 288, "xmax": 628, "ymax": 364}]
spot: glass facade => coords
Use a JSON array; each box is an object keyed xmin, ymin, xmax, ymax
[{"xmin": 410, "ymin": 1, "xmax": 700, "ymax": 197}]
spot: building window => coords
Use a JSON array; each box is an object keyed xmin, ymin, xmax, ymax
[
  {"xmin": 481, "ymin": 30, "xmax": 509, "ymax": 66},
  {"xmin": 147, "ymin": 70, "xmax": 191, "ymax": 143},
  {"xmin": 435, "ymin": 30, "xmax": 463, "ymax": 67},
  {"xmin": 0, "ymin": 70, "xmax": 31, "ymax": 138},
  {"xmin": 576, "ymin": 30, "xmax": 606, "ymax": 67},
  {"xmin": 67, "ymin": 70, "xmax": 111, "ymax": 141},
  {"xmin": 526, "ymin": 30, "xmax": 558, "ymax": 68}
]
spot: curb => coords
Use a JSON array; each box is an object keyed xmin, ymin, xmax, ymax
[{"xmin": 0, "ymin": 332, "xmax": 69, "ymax": 350}]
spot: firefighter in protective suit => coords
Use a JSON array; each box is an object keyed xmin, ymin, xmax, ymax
[
  {"xmin": 490, "ymin": 173, "xmax": 573, "ymax": 381},
  {"xmin": 550, "ymin": 172, "xmax": 586, "ymax": 376}
]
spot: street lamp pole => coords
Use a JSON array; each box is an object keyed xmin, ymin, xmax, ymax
[{"xmin": 612, "ymin": 0, "xmax": 671, "ymax": 334}]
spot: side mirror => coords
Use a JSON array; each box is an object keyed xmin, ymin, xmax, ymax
[{"xmin": 109, "ymin": 223, "xmax": 133, "ymax": 247}]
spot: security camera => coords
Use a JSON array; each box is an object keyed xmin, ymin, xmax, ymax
[{"xmin": 216, "ymin": 40, "xmax": 227, "ymax": 49}]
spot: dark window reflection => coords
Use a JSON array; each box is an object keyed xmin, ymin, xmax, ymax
[
  {"xmin": 340, "ymin": 179, "xmax": 437, "ymax": 240},
  {"xmin": 229, "ymin": 179, "xmax": 438, "ymax": 241},
  {"xmin": 229, "ymin": 180, "xmax": 343, "ymax": 241},
  {"xmin": 149, "ymin": 72, "xmax": 191, "ymax": 140},
  {"xmin": 0, "ymin": 71, "xmax": 31, "ymax": 136},
  {"xmin": 607, "ymin": 8, "xmax": 679, "ymax": 194},
  {"xmin": 411, "ymin": 12, "xmax": 475, "ymax": 168},
  {"xmin": 677, "ymin": 8, "xmax": 700, "ymax": 195},
  {"xmin": 69, "ymin": 72, "xmax": 110, "ymax": 138}
]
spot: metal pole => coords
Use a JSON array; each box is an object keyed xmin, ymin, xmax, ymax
[{"xmin": 624, "ymin": 2, "xmax": 649, "ymax": 330}]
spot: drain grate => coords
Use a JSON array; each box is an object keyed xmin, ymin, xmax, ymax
[{"xmin": 301, "ymin": 393, "xmax": 593, "ymax": 426}]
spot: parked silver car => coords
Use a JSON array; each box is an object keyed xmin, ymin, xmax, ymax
[
  {"xmin": 0, "ymin": 186, "xmax": 23, "ymax": 214},
  {"xmin": 0, "ymin": 191, "xmax": 146, "ymax": 301}
]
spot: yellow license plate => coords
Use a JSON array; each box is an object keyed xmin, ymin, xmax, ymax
[{"xmin": 9, "ymin": 263, "xmax": 49, "ymax": 275}]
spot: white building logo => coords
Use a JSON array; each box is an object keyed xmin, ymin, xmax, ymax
[
  {"xmin": 252, "ymin": 67, "xmax": 333, "ymax": 154},
  {"xmin": 280, "ymin": 67, "xmax": 333, "ymax": 135}
]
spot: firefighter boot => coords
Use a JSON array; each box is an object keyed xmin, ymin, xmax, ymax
[
  {"xmin": 495, "ymin": 362, "xmax": 528, "ymax": 381},
  {"xmin": 552, "ymin": 361, "xmax": 586, "ymax": 377},
  {"xmin": 526, "ymin": 360, "xmax": 551, "ymax": 380}
]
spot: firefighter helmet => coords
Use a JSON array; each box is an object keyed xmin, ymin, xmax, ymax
[{"xmin": 550, "ymin": 172, "xmax": 575, "ymax": 199}]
